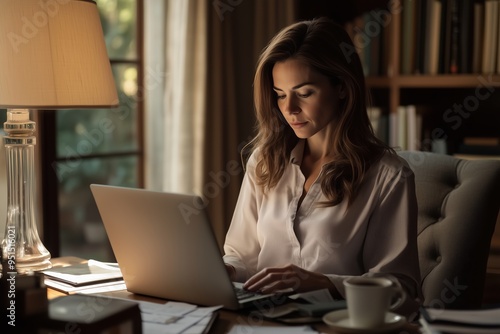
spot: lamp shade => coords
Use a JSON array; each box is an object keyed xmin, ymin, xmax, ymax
[{"xmin": 0, "ymin": 0, "xmax": 118, "ymax": 109}]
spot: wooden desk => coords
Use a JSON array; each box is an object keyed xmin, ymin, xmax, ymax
[{"xmin": 47, "ymin": 258, "xmax": 420, "ymax": 333}]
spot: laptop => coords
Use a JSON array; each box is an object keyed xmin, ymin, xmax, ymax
[{"xmin": 90, "ymin": 184, "xmax": 280, "ymax": 310}]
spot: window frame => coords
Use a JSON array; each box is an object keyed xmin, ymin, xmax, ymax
[{"xmin": 39, "ymin": 1, "xmax": 144, "ymax": 257}]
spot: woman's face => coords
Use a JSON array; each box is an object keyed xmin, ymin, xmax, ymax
[{"xmin": 272, "ymin": 58, "xmax": 343, "ymax": 140}]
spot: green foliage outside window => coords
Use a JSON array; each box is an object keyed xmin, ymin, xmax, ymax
[{"xmin": 57, "ymin": 0, "xmax": 140, "ymax": 261}]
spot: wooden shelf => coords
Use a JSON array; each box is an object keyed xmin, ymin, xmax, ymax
[
  {"xmin": 365, "ymin": 76, "xmax": 393, "ymax": 88},
  {"xmin": 366, "ymin": 74, "xmax": 500, "ymax": 88}
]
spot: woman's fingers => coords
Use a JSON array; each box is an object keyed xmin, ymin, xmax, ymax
[
  {"xmin": 244, "ymin": 264, "xmax": 307, "ymax": 292},
  {"xmin": 243, "ymin": 264, "xmax": 339, "ymax": 297}
]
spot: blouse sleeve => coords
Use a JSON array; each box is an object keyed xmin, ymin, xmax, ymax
[{"xmin": 223, "ymin": 152, "xmax": 262, "ymax": 282}]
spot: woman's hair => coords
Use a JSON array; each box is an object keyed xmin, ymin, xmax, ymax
[{"xmin": 249, "ymin": 17, "xmax": 393, "ymax": 206}]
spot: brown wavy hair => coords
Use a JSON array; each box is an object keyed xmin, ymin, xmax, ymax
[{"xmin": 248, "ymin": 17, "xmax": 394, "ymax": 206}]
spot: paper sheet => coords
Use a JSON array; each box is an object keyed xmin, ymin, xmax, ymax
[
  {"xmin": 228, "ymin": 325, "xmax": 317, "ymax": 333},
  {"xmin": 136, "ymin": 299, "xmax": 222, "ymax": 334}
]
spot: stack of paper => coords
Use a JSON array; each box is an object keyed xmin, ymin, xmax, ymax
[
  {"xmin": 135, "ymin": 299, "xmax": 221, "ymax": 334},
  {"xmin": 42, "ymin": 259, "xmax": 126, "ymax": 294},
  {"xmin": 228, "ymin": 326, "xmax": 317, "ymax": 333}
]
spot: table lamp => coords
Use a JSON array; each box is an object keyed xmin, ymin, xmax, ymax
[{"xmin": 0, "ymin": 0, "xmax": 118, "ymax": 273}]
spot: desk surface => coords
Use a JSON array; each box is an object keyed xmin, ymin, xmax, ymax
[{"xmin": 47, "ymin": 257, "xmax": 420, "ymax": 334}]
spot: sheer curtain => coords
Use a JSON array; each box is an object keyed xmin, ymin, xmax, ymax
[
  {"xmin": 145, "ymin": 0, "xmax": 207, "ymax": 194},
  {"xmin": 145, "ymin": 0, "xmax": 296, "ymax": 248}
]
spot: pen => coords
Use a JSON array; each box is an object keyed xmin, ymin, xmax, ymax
[
  {"xmin": 419, "ymin": 307, "xmax": 432, "ymax": 323},
  {"xmin": 419, "ymin": 318, "xmax": 442, "ymax": 334},
  {"xmin": 418, "ymin": 307, "xmax": 442, "ymax": 334}
]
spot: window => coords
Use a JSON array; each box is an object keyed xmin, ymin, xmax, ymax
[{"xmin": 40, "ymin": 0, "xmax": 143, "ymax": 261}]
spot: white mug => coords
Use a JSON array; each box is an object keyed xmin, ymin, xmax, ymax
[{"xmin": 343, "ymin": 276, "xmax": 406, "ymax": 328}]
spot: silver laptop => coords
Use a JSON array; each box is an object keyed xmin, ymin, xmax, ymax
[{"xmin": 90, "ymin": 184, "xmax": 278, "ymax": 310}]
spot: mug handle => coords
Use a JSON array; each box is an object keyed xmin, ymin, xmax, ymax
[
  {"xmin": 365, "ymin": 273, "xmax": 407, "ymax": 310},
  {"xmin": 389, "ymin": 283, "xmax": 406, "ymax": 310}
]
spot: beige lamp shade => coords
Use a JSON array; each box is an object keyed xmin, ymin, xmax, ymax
[{"xmin": 0, "ymin": 0, "xmax": 118, "ymax": 109}]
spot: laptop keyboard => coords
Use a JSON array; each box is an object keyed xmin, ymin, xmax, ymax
[{"xmin": 234, "ymin": 286, "xmax": 262, "ymax": 300}]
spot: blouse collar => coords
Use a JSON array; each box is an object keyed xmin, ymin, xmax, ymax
[{"xmin": 290, "ymin": 139, "xmax": 305, "ymax": 165}]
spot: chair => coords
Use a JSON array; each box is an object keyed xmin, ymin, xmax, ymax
[{"xmin": 398, "ymin": 151, "xmax": 500, "ymax": 309}]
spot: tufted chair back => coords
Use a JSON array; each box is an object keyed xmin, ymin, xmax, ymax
[{"xmin": 398, "ymin": 151, "xmax": 500, "ymax": 309}]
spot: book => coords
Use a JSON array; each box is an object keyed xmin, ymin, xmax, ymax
[
  {"xmin": 352, "ymin": 15, "xmax": 366, "ymax": 74},
  {"xmin": 415, "ymin": 0, "xmax": 429, "ymax": 74},
  {"xmin": 44, "ymin": 277, "xmax": 126, "ymax": 295},
  {"xmin": 448, "ymin": 0, "xmax": 460, "ymax": 73},
  {"xmin": 491, "ymin": 0, "xmax": 499, "ymax": 73},
  {"xmin": 368, "ymin": 107, "xmax": 388, "ymax": 144},
  {"xmin": 406, "ymin": 105, "xmax": 422, "ymax": 151},
  {"xmin": 369, "ymin": 20, "xmax": 382, "ymax": 76},
  {"xmin": 389, "ymin": 112, "xmax": 399, "ymax": 148},
  {"xmin": 423, "ymin": 0, "xmax": 438, "ymax": 74},
  {"xmin": 380, "ymin": 10, "xmax": 393, "ymax": 76},
  {"xmin": 459, "ymin": 0, "xmax": 474, "ymax": 73},
  {"xmin": 388, "ymin": 105, "xmax": 423, "ymax": 151},
  {"xmin": 420, "ymin": 306, "xmax": 500, "ymax": 333},
  {"xmin": 440, "ymin": 0, "xmax": 452, "ymax": 74},
  {"xmin": 42, "ymin": 259, "xmax": 123, "ymax": 286},
  {"xmin": 362, "ymin": 12, "xmax": 372, "ymax": 77},
  {"xmin": 482, "ymin": 0, "xmax": 499, "ymax": 74},
  {"xmin": 401, "ymin": 0, "xmax": 417, "ymax": 74},
  {"xmin": 497, "ymin": 0, "xmax": 500, "ymax": 73},
  {"xmin": 397, "ymin": 106, "xmax": 408, "ymax": 150},
  {"xmin": 427, "ymin": 0, "xmax": 443, "ymax": 74},
  {"xmin": 473, "ymin": 1, "xmax": 485, "ymax": 73},
  {"xmin": 368, "ymin": 106, "xmax": 383, "ymax": 136}
]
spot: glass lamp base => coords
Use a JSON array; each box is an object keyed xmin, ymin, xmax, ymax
[
  {"xmin": 2, "ymin": 109, "xmax": 52, "ymax": 274},
  {"xmin": 14, "ymin": 256, "xmax": 52, "ymax": 274},
  {"xmin": 1, "ymin": 234, "xmax": 52, "ymax": 274}
]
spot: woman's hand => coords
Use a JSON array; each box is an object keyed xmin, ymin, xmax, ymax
[{"xmin": 243, "ymin": 264, "xmax": 339, "ymax": 296}]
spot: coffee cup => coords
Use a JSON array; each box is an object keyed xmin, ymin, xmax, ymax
[{"xmin": 343, "ymin": 276, "xmax": 405, "ymax": 328}]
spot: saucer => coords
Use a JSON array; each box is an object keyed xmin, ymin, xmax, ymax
[{"xmin": 322, "ymin": 309, "xmax": 406, "ymax": 333}]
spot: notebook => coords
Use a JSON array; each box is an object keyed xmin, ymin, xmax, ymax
[{"xmin": 90, "ymin": 184, "xmax": 279, "ymax": 310}]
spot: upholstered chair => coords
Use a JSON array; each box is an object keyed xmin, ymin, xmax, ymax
[{"xmin": 398, "ymin": 151, "xmax": 500, "ymax": 309}]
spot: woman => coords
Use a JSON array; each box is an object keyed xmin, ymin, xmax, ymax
[{"xmin": 223, "ymin": 17, "xmax": 422, "ymax": 312}]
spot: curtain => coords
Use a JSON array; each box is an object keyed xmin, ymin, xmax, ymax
[
  {"xmin": 144, "ymin": 0, "xmax": 167, "ymax": 192},
  {"xmin": 145, "ymin": 0, "xmax": 296, "ymax": 249},
  {"xmin": 145, "ymin": 0, "xmax": 207, "ymax": 194},
  {"xmin": 204, "ymin": 0, "xmax": 296, "ymax": 248}
]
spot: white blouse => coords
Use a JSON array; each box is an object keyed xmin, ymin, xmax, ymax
[{"xmin": 223, "ymin": 140, "xmax": 422, "ymax": 301}]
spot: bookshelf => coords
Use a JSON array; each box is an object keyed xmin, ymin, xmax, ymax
[
  {"xmin": 344, "ymin": 0, "xmax": 500, "ymax": 305},
  {"xmin": 298, "ymin": 0, "xmax": 500, "ymax": 307},
  {"xmin": 346, "ymin": 0, "xmax": 500, "ymax": 155}
]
